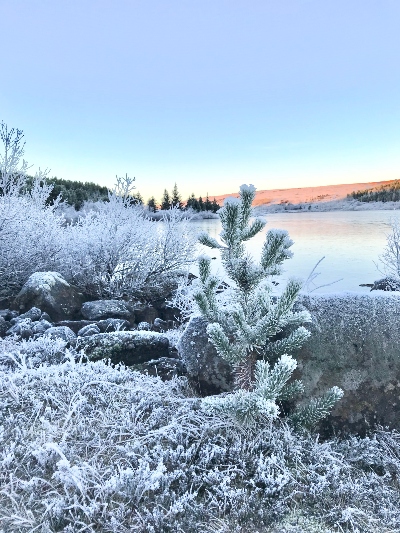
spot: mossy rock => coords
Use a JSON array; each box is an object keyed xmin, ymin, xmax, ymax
[{"xmin": 76, "ymin": 331, "xmax": 169, "ymax": 365}]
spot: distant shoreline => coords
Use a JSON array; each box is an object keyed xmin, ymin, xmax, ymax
[{"xmin": 253, "ymin": 199, "xmax": 400, "ymax": 214}]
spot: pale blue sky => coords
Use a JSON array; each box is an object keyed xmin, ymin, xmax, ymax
[{"xmin": 1, "ymin": 0, "xmax": 400, "ymax": 202}]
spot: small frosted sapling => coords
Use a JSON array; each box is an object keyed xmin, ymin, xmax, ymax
[{"xmin": 194, "ymin": 184, "xmax": 343, "ymax": 428}]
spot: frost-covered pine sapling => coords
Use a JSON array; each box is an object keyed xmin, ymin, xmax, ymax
[{"xmin": 195, "ymin": 184, "xmax": 343, "ymax": 428}]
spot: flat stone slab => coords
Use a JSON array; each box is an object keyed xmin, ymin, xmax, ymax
[
  {"xmin": 76, "ymin": 331, "xmax": 169, "ymax": 365},
  {"xmin": 81, "ymin": 300, "xmax": 135, "ymax": 321},
  {"xmin": 295, "ymin": 293, "xmax": 400, "ymax": 435}
]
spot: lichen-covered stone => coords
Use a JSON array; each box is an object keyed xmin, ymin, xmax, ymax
[
  {"xmin": 295, "ymin": 293, "xmax": 400, "ymax": 435},
  {"xmin": 97, "ymin": 318, "xmax": 130, "ymax": 332},
  {"xmin": 13, "ymin": 272, "xmax": 85, "ymax": 321},
  {"xmin": 32, "ymin": 319, "xmax": 53, "ymax": 335},
  {"xmin": 177, "ymin": 316, "xmax": 233, "ymax": 395},
  {"xmin": 81, "ymin": 300, "xmax": 135, "ymax": 322},
  {"xmin": 6, "ymin": 318, "xmax": 34, "ymax": 339},
  {"xmin": 44, "ymin": 326, "xmax": 77, "ymax": 345},
  {"xmin": 76, "ymin": 331, "xmax": 170, "ymax": 365},
  {"xmin": 0, "ymin": 317, "xmax": 9, "ymax": 338},
  {"xmin": 133, "ymin": 357, "xmax": 185, "ymax": 380},
  {"xmin": 18, "ymin": 307, "xmax": 42, "ymax": 322},
  {"xmin": 77, "ymin": 324, "xmax": 101, "ymax": 337}
]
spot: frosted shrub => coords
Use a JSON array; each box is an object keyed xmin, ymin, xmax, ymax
[
  {"xmin": 378, "ymin": 218, "xmax": 400, "ymax": 279},
  {"xmin": 0, "ymin": 122, "xmax": 64, "ymax": 300},
  {"xmin": 0, "ymin": 335, "xmax": 68, "ymax": 369},
  {"xmin": 0, "ymin": 122, "xmax": 197, "ymax": 303},
  {"xmin": 195, "ymin": 184, "xmax": 343, "ymax": 428},
  {"xmin": 0, "ymin": 355, "xmax": 399, "ymax": 532},
  {"xmin": 56, "ymin": 176, "xmax": 197, "ymax": 300}
]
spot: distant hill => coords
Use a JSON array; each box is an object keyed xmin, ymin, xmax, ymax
[{"xmin": 211, "ymin": 180, "xmax": 397, "ymax": 207}]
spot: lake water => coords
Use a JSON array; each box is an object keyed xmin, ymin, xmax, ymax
[{"xmin": 189, "ymin": 211, "xmax": 400, "ymax": 294}]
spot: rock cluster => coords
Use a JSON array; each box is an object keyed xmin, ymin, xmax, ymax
[{"xmin": 0, "ymin": 272, "xmax": 182, "ymax": 379}]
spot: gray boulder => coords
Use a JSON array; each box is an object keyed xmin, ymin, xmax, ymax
[
  {"xmin": 136, "ymin": 357, "xmax": 185, "ymax": 380},
  {"xmin": 44, "ymin": 326, "xmax": 77, "ymax": 345},
  {"xmin": 177, "ymin": 316, "xmax": 233, "ymax": 395},
  {"xmin": 97, "ymin": 318, "xmax": 130, "ymax": 332},
  {"xmin": 0, "ymin": 317, "xmax": 9, "ymax": 338},
  {"xmin": 133, "ymin": 304, "xmax": 158, "ymax": 324},
  {"xmin": 13, "ymin": 272, "xmax": 85, "ymax": 321},
  {"xmin": 81, "ymin": 300, "xmax": 135, "ymax": 322},
  {"xmin": 54, "ymin": 320, "xmax": 97, "ymax": 334},
  {"xmin": 76, "ymin": 331, "xmax": 170, "ymax": 365},
  {"xmin": 0, "ymin": 310, "xmax": 17, "ymax": 321},
  {"xmin": 32, "ymin": 319, "xmax": 53, "ymax": 335},
  {"xmin": 19, "ymin": 307, "xmax": 42, "ymax": 322},
  {"xmin": 153, "ymin": 317, "xmax": 169, "ymax": 332},
  {"xmin": 370, "ymin": 277, "xmax": 400, "ymax": 291},
  {"xmin": 293, "ymin": 293, "xmax": 400, "ymax": 435},
  {"xmin": 77, "ymin": 324, "xmax": 101, "ymax": 337},
  {"xmin": 6, "ymin": 318, "xmax": 34, "ymax": 339}
]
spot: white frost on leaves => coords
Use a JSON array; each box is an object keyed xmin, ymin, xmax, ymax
[
  {"xmin": 0, "ymin": 342, "xmax": 399, "ymax": 531},
  {"xmin": 26, "ymin": 271, "xmax": 70, "ymax": 290}
]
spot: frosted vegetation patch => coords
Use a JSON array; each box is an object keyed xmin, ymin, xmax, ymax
[
  {"xmin": 0, "ymin": 122, "xmax": 197, "ymax": 302},
  {"xmin": 0, "ymin": 353, "xmax": 399, "ymax": 532}
]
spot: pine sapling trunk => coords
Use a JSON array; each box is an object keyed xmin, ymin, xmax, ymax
[{"xmin": 234, "ymin": 350, "xmax": 257, "ymax": 391}]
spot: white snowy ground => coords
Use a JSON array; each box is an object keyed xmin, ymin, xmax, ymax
[
  {"xmin": 0, "ymin": 336, "xmax": 400, "ymax": 532},
  {"xmin": 254, "ymin": 199, "xmax": 400, "ymax": 214}
]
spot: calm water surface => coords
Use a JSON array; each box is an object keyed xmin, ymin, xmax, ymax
[{"xmin": 190, "ymin": 211, "xmax": 400, "ymax": 294}]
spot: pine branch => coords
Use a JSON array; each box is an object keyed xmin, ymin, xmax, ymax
[
  {"xmin": 207, "ymin": 323, "xmax": 240, "ymax": 363},
  {"xmin": 291, "ymin": 386, "xmax": 344, "ymax": 429},
  {"xmin": 198, "ymin": 232, "xmax": 223, "ymax": 249},
  {"xmin": 198, "ymin": 256, "xmax": 211, "ymax": 283},
  {"xmin": 238, "ymin": 184, "xmax": 256, "ymax": 230},
  {"xmin": 261, "ymin": 229, "xmax": 294, "ymax": 275},
  {"xmin": 241, "ymin": 218, "xmax": 266, "ymax": 242},
  {"xmin": 278, "ymin": 380, "xmax": 305, "ymax": 400},
  {"xmin": 255, "ymin": 356, "xmax": 297, "ymax": 400},
  {"xmin": 264, "ymin": 327, "xmax": 311, "ymax": 358}
]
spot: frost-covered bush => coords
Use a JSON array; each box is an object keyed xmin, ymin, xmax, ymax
[
  {"xmin": 378, "ymin": 218, "xmax": 400, "ymax": 280},
  {"xmin": 56, "ymin": 179, "xmax": 197, "ymax": 300},
  {"xmin": 0, "ymin": 352, "xmax": 399, "ymax": 532},
  {"xmin": 0, "ymin": 122, "xmax": 64, "ymax": 300},
  {"xmin": 0, "ymin": 335, "xmax": 68, "ymax": 369},
  {"xmin": 0, "ymin": 122, "xmax": 197, "ymax": 303}
]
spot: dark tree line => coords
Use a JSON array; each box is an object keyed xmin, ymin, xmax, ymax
[
  {"xmin": 147, "ymin": 183, "xmax": 220, "ymax": 213},
  {"xmin": 24, "ymin": 175, "xmax": 109, "ymax": 210},
  {"xmin": 6, "ymin": 172, "xmax": 219, "ymax": 213},
  {"xmin": 22, "ymin": 176, "xmax": 145, "ymax": 210},
  {"xmin": 348, "ymin": 181, "xmax": 400, "ymax": 203}
]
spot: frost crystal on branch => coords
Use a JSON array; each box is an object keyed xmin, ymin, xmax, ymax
[{"xmin": 195, "ymin": 183, "xmax": 343, "ymax": 429}]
